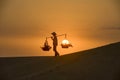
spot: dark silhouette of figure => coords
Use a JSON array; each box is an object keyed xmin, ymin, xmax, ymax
[{"xmin": 51, "ymin": 32, "xmax": 60, "ymax": 56}]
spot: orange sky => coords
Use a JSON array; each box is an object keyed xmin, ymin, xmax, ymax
[{"xmin": 0, "ymin": 0, "xmax": 120, "ymax": 57}]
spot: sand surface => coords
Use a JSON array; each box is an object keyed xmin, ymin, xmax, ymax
[{"xmin": 0, "ymin": 42, "xmax": 120, "ymax": 80}]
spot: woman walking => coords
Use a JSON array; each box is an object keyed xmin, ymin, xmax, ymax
[{"xmin": 51, "ymin": 32, "xmax": 60, "ymax": 56}]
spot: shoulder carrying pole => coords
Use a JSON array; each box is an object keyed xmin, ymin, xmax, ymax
[{"xmin": 46, "ymin": 34, "xmax": 67, "ymax": 39}]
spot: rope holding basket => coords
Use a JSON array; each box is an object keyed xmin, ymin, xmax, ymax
[{"xmin": 41, "ymin": 38, "xmax": 51, "ymax": 51}]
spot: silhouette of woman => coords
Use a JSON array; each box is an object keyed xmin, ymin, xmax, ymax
[{"xmin": 51, "ymin": 32, "xmax": 60, "ymax": 56}]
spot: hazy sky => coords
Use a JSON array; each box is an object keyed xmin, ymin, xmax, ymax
[{"xmin": 0, "ymin": 0, "xmax": 120, "ymax": 57}]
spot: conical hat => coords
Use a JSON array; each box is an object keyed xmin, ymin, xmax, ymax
[{"xmin": 51, "ymin": 32, "xmax": 57, "ymax": 35}]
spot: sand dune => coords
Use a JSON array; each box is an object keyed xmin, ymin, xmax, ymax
[{"xmin": 0, "ymin": 42, "xmax": 120, "ymax": 80}]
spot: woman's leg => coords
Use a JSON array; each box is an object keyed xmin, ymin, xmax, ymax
[{"xmin": 53, "ymin": 45, "xmax": 59, "ymax": 56}]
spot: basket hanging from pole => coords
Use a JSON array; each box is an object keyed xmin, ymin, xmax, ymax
[
  {"xmin": 41, "ymin": 38, "xmax": 51, "ymax": 51},
  {"xmin": 61, "ymin": 34, "xmax": 73, "ymax": 48},
  {"xmin": 61, "ymin": 39, "xmax": 72, "ymax": 48}
]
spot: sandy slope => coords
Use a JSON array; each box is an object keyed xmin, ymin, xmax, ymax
[{"xmin": 0, "ymin": 42, "xmax": 120, "ymax": 80}]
